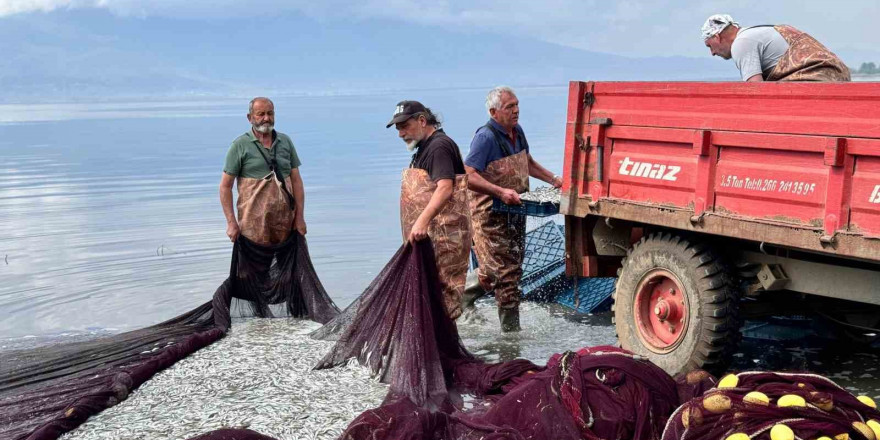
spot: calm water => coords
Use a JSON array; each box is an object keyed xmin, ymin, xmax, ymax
[
  {"xmin": 0, "ymin": 87, "xmax": 568, "ymax": 339},
  {"xmin": 2, "ymin": 87, "xmax": 878, "ymax": 397}
]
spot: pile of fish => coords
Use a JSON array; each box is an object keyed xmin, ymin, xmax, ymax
[
  {"xmin": 61, "ymin": 319, "xmax": 387, "ymax": 440},
  {"xmin": 519, "ymin": 186, "xmax": 561, "ymax": 204}
]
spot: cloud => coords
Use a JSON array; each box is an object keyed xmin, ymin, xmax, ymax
[{"xmin": 1, "ymin": 0, "xmax": 878, "ymax": 58}]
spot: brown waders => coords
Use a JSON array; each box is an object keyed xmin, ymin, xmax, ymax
[
  {"xmin": 766, "ymin": 25, "xmax": 851, "ymax": 82},
  {"xmin": 400, "ymin": 168, "xmax": 472, "ymax": 320},
  {"xmin": 468, "ymin": 150, "xmax": 529, "ymax": 332},
  {"xmin": 237, "ymin": 173, "xmax": 296, "ymax": 245}
]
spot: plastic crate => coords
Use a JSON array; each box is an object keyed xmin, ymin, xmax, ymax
[
  {"xmin": 522, "ymin": 221, "xmax": 566, "ymax": 279},
  {"xmin": 554, "ymin": 277, "xmax": 616, "ymax": 314},
  {"xmin": 469, "ymin": 220, "xmax": 565, "ymax": 279},
  {"xmin": 492, "ymin": 198, "xmax": 559, "ymax": 217}
]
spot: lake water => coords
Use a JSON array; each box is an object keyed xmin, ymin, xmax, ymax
[
  {"xmin": 0, "ymin": 87, "xmax": 569, "ymax": 339},
  {"xmin": 3, "ymin": 87, "xmax": 879, "ymax": 398}
]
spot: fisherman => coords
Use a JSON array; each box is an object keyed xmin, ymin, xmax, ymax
[
  {"xmin": 464, "ymin": 86, "xmax": 562, "ymax": 332},
  {"xmin": 389, "ymin": 100, "xmax": 471, "ymax": 320},
  {"xmin": 702, "ymin": 14, "xmax": 850, "ymax": 82},
  {"xmin": 220, "ymin": 97, "xmax": 306, "ymax": 245}
]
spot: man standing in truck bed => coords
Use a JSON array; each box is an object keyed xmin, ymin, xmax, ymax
[
  {"xmin": 702, "ymin": 14, "xmax": 850, "ymax": 82},
  {"xmin": 464, "ymin": 86, "xmax": 562, "ymax": 332}
]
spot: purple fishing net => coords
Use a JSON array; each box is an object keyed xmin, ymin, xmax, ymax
[
  {"xmin": 333, "ymin": 346, "xmax": 680, "ymax": 440},
  {"xmin": 0, "ymin": 232, "xmax": 338, "ymax": 440},
  {"xmin": 312, "ymin": 239, "xmax": 473, "ymax": 408},
  {"xmin": 662, "ymin": 371, "xmax": 880, "ymax": 440},
  {"xmin": 310, "ymin": 239, "xmax": 683, "ymax": 440}
]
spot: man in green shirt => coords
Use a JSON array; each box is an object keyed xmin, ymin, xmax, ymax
[{"xmin": 219, "ymin": 97, "xmax": 306, "ymax": 245}]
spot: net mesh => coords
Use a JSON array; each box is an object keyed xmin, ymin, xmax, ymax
[
  {"xmin": 311, "ymin": 239, "xmax": 683, "ymax": 440},
  {"xmin": 0, "ymin": 232, "xmax": 338, "ymax": 440},
  {"xmin": 662, "ymin": 371, "xmax": 880, "ymax": 440}
]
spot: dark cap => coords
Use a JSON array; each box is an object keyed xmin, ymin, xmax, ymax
[{"xmin": 386, "ymin": 100, "xmax": 427, "ymax": 128}]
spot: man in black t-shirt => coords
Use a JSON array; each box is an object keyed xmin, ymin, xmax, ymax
[
  {"xmin": 389, "ymin": 101, "xmax": 466, "ymax": 242},
  {"xmin": 389, "ymin": 100, "xmax": 472, "ymax": 320}
]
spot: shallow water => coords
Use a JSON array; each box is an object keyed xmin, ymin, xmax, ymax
[
  {"xmin": 3, "ymin": 88, "xmax": 879, "ymax": 402},
  {"xmin": 0, "ymin": 88, "xmax": 567, "ymax": 339}
]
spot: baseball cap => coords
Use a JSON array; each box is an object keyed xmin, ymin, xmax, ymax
[{"xmin": 386, "ymin": 100, "xmax": 427, "ymax": 128}]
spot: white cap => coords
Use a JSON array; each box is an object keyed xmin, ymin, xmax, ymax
[{"xmin": 701, "ymin": 14, "xmax": 739, "ymax": 41}]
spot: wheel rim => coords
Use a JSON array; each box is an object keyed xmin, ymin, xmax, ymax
[{"xmin": 633, "ymin": 269, "xmax": 689, "ymax": 353}]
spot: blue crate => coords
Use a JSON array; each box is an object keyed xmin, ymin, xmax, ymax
[
  {"xmin": 469, "ymin": 220, "xmax": 565, "ymax": 280},
  {"xmin": 492, "ymin": 198, "xmax": 559, "ymax": 217},
  {"xmin": 469, "ymin": 219, "xmax": 615, "ymax": 314},
  {"xmin": 522, "ymin": 221, "xmax": 566, "ymax": 280},
  {"xmin": 554, "ymin": 277, "xmax": 616, "ymax": 314},
  {"xmin": 521, "ymin": 262, "xmax": 566, "ymax": 301}
]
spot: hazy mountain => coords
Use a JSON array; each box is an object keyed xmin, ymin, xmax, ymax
[{"xmin": 0, "ymin": 10, "xmax": 737, "ymax": 102}]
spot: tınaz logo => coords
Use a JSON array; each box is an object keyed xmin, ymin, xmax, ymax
[
  {"xmin": 618, "ymin": 157, "xmax": 681, "ymax": 181},
  {"xmin": 871, "ymin": 185, "xmax": 880, "ymax": 204}
]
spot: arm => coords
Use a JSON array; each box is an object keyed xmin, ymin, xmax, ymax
[
  {"xmin": 219, "ymin": 172, "xmax": 239, "ymax": 242},
  {"xmin": 746, "ymin": 74, "xmax": 764, "ymax": 82},
  {"xmin": 408, "ymin": 179, "xmax": 453, "ymax": 243},
  {"xmin": 527, "ymin": 154, "xmax": 562, "ymax": 188},
  {"xmin": 290, "ymin": 167, "xmax": 306, "ymax": 235},
  {"xmin": 465, "ymin": 165, "xmax": 521, "ymax": 205}
]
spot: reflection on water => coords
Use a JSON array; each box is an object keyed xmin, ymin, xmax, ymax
[
  {"xmin": 3, "ymin": 88, "xmax": 878, "ymax": 397},
  {"xmin": 0, "ymin": 88, "xmax": 569, "ymax": 339},
  {"xmin": 458, "ymin": 300, "xmax": 617, "ymax": 364}
]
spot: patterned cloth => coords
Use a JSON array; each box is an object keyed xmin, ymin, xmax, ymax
[
  {"xmin": 400, "ymin": 169, "xmax": 472, "ymax": 320},
  {"xmin": 468, "ymin": 150, "xmax": 530, "ymax": 310},
  {"xmin": 766, "ymin": 25, "xmax": 851, "ymax": 81},
  {"xmin": 236, "ymin": 175, "xmax": 296, "ymax": 245}
]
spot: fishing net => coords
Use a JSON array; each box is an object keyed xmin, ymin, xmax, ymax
[
  {"xmin": 312, "ymin": 239, "xmax": 473, "ymax": 409},
  {"xmin": 332, "ymin": 346, "xmax": 680, "ymax": 440},
  {"xmin": 310, "ymin": 239, "xmax": 684, "ymax": 439},
  {"xmin": 0, "ymin": 232, "xmax": 338, "ymax": 440},
  {"xmin": 662, "ymin": 371, "xmax": 880, "ymax": 440}
]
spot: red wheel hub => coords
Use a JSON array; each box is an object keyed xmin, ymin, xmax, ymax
[{"xmin": 633, "ymin": 269, "xmax": 688, "ymax": 353}]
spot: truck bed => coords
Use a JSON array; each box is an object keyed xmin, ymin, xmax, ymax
[{"xmin": 561, "ymin": 81, "xmax": 880, "ymax": 262}]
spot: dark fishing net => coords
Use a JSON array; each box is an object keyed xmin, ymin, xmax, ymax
[
  {"xmin": 331, "ymin": 346, "xmax": 680, "ymax": 440},
  {"xmin": 312, "ymin": 239, "xmax": 473, "ymax": 408},
  {"xmin": 308, "ymin": 238, "xmax": 684, "ymax": 439},
  {"xmin": 0, "ymin": 232, "xmax": 338, "ymax": 440},
  {"xmin": 662, "ymin": 371, "xmax": 880, "ymax": 440}
]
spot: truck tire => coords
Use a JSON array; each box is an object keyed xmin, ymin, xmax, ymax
[{"xmin": 613, "ymin": 232, "xmax": 740, "ymax": 376}]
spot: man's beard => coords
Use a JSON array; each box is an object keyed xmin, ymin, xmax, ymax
[
  {"xmin": 253, "ymin": 122, "xmax": 274, "ymax": 134},
  {"xmin": 406, "ymin": 139, "xmax": 419, "ymax": 151}
]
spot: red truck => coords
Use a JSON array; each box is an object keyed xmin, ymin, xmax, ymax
[{"xmin": 560, "ymin": 81, "xmax": 880, "ymax": 376}]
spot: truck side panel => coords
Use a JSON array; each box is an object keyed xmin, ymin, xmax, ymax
[{"xmin": 561, "ymin": 81, "xmax": 880, "ymax": 262}]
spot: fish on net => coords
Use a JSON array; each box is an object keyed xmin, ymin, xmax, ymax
[
  {"xmin": 308, "ymin": 238, "xmax": 684, "ymax": 440},
  {"xmin": 312, "ymin": 239, "xmax": 473, "ymax": 409},
  {"xmin": 0, "ymin": 232, "xmax": 339, "ymax": 440}
]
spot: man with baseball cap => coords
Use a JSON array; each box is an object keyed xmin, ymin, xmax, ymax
[
  {"xmin": 389, "ymin": 100, "xmax": 472, "ymax": 321},
  {"xmin": 702, "ymin": 14, "xmax": 849, "ymax": 82}
]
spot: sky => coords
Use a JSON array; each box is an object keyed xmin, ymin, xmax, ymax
[
  {"xmin": 1, "ymin": 0, "xmax": 877, "ymax": 58},
  {"xmin": 1, "ymin": 1, "xmax": 878, "ymax": 101}
]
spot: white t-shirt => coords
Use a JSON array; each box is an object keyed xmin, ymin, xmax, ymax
[{"xmin": 731, "ymin": 26, "xmax": 790, "ymax": 81}]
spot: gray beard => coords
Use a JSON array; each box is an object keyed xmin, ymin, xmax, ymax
[
  {"xmin": 253, "ymin": 123, "xmax": 274, "ymax": 134},
  {"xmin": 406, "ymin": 140, "xmax": 418, "ymax": 151}
]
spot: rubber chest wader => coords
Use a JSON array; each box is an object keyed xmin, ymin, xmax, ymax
[
  {"xmin": 237, "ymin": 141, "xmax": 297, "ymax": 246},
  {"xmin": 400, "ymin": 169, "xmax": 472, "ymax": 320},
  {"xmin": 766, "ymin": 25, "xmax": 851, "ymax": 81},
  {"xmin": 468, "ymin": 131, "xmax": 529, "ymax": 310}
]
